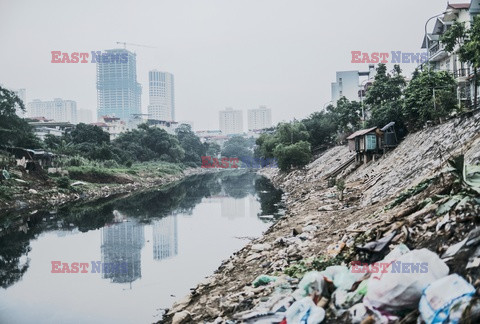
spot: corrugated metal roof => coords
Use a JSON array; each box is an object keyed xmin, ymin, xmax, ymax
[
  {"xmin": 381, "ymin": 122, "xmax": 395, "ymax": 131},
  {"xmin": 346, "ymin": 127, "xmax": 378, "ymax": 140}
]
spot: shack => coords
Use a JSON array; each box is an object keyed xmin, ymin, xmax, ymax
[
  {"xmin": 381, "ymin": 122, "xmax": 398, "ymax": 150},
  {"xmin": 346, "ymin": 127, "xmax": 384, "ymax": 164},
  {"xmin": 0, "ymin": 147, "xmax": 57, "ymax": 171}
]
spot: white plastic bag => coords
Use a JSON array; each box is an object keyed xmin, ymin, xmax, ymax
[
  {"xmin": 286, "ymin": 296, "xmax": 325, "ymax": 324},
  {"xmin": 419, "ymin": 274, "xmax": 475, "ymax": 324},
  {"xmin": 364, "ymin": 249, "xmax": 449, "ymax": 313}
]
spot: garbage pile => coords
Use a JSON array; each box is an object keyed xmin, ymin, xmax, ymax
[{"xmin": 233, "ymin": 239, "xmax": 480, "ymax": 324}]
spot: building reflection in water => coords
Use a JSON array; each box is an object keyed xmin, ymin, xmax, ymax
[
  {"xmin": 204, "ymin": 192, "xmax": 261, "ymax": 220},
  {"xmin": 152, "ymin": 214, "xmax": 178, "ymax": 261},
  {"xmin": 101, "ymin": 210, "xmax": 145, "ymax": 284}
]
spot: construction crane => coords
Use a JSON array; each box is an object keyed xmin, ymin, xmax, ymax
[{"xmin": 116, "ymin": 41, "xmax": 157, "ymax": 49}]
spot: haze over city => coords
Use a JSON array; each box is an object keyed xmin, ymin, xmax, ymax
[{"xmin": 0, "ymin": 0, "xmax": 456, "ymax": 130}]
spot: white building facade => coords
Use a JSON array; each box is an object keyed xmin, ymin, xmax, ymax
[
  {"xmin": 148, "ymin": 70, "xmax": 175, "ymax": 121},
  {"xmin": 28, "ymin": 98, "xmax": 77, "ymax": 123},
  {"xmin": 247, "ymin": 106, "xmax": 272, "ymax": 131},
  {"xmin": 331, "ymin": 66, "xmax": 375, "ymax": 104},
  {"xmin": 219, "ymin": 108, "xmax": 243, "ymax": 135},
  {"xmin": 422, "ymin": 3, "xmax": 478, "ymax": 108}
]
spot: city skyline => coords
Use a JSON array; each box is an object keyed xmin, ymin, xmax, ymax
[{"xmin": 0, "ymin": 0, "xmax": 452, "ymax": 131}]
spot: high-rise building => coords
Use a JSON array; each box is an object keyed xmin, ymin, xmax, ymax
[
  {"xmin": 27, "ymin": 98, "xmax": 77, "ymax": 123},
  {"xmin": 96, "ymin": 49, "xmax": 142, "ymax": 123},
  {"xmin": 148, "ymin": 70, "xmax": 175, "ymax": 121},
  {"xmin": 219, "ymin": 107, "xmax": 243, "ymax": 135},
  {"xmin": 247, "ymin": 106, "xmax": 272, "ymax": 131}
]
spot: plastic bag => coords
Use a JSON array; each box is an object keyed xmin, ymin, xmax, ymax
[
  {"xmin": 364, "ymin": 248, "xmax": 449, "ymax": 313},
  {"xmin": 286, "ymin": 297, "xmax": 325, "ymax": 324},
  {"xmin": 295, "ymin": 271, "xmax": 325, "ymax": 298},
  {"xmin": 252, "ymin": 274, "xmax": 277, "ymax": 288},
  {"xmin": 321, "ymin": 266, "xmax": 364, "ymax": 291},
  {"xmin": 419, "ymin": 274, "xmax": 475, "ymax": 324}
]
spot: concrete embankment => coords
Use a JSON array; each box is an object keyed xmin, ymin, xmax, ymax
[{"xmin": 162, "ymin": 111, "xmax": 480, "ymax": 323}]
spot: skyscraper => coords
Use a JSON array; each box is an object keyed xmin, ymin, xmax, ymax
[
  {"xmin": 96, "ymin": 49, "xmax": 142, "ymax": 123},
  {"xmin": 247, "ymin": 106, "xmax": 272, "ymax": 131},
  {"xmin": 219, "ymin": 107, "xmax": 243, "ymax": 135},
  {"xmin": 148, "ymin": 70, "xmax": 175, "ymax": 121}
]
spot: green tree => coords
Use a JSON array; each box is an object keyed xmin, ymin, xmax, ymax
[
  {"xmin": 71, "ymin": 123, "xmax": 110, "ymax": 145},
  {"xmin": 329, "ymin": 97, "xmax": 362, "ymax": 134},
  {"xmin": 0, "ymin": 86, "xmax": 42, "ymax": 148},
  {"xmin": 302, "ymin": 111, "xmax": 337, "ymax": 150},
  {"xmin": 403, "ymin": 69, "xmax": 457, "ymax": 130},
  {"xmin": 175, "ymin": 124, "xmax": 205, "ymax": 166},
  {"xmin": 205, "ymin": 142, "xmax": 221, "ymax": 157},
  {"xmin": 273, "ymin": 141, "xmax": 312, "ymax": 171},
  {"xmin": 221, "ymin": 136, "xmax": 254, "ymax": 158},
  {"xmin": 364, "ymin": 64, "xmax": 407, "ymax": 136}
]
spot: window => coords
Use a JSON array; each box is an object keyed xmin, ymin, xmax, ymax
[{"xmin": 365, "ymin": 134, "xmax": 377, "ymax": 151}]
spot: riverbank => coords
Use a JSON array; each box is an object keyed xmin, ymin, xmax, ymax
[
  {"xmin": 0, "ymin": 162, "xmax": 209, "ymax": 217},
  {"xmin": 161, "ymin": 112, "xmax": 480, "ymax": 323}
]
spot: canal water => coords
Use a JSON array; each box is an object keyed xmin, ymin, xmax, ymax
[{"xmin": 0, "ymin": 172, "xmax": 283, "ymax": 324}]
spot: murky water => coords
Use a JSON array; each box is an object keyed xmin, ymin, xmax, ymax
[{"xmin": 0, "ymin": 172, "xmax": 283, "ymax": 324}]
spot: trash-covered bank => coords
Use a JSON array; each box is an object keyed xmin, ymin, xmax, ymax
[{"xmin": 161, "ymin": 112, "xmax": 480, "ymax": 323}]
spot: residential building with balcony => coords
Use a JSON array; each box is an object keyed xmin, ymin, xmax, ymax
[{"xmin": 422, "ymin": 2, "xmax": 478, "ymax": 108}]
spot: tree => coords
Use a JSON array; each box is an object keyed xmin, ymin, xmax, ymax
[
  {"xmin": 328, "ymin": 97, "xmax": 362, "ymax": 134},
  {"xmin": 0, "ymin": 86, "xmax": 42, "ymax": 148},
  {"xmin": 364, "ymin": 64, "xmax": 407, "ymax": 137},
  {"xmin": 365, "ymin": 64, "xmax": 405, "ymax": 107},
  {"xmin": 403, "ymin": 69, "xmax": 457, "ymax": 130},
  {"xmin": 205, "ymin": 142, "xmax": 221, "ymax": 157},
  {"xmin": 302, "ymin": 111, "xmax": 337, "ymax": 150},
  {"xmin": 175, "ymin": 124, "xmax": 205, "ymax": 166},
  {"xmin": 442, "ymin": 16, "xmax": 480, "ymax": 109},
  {"xmin": 273, "ymin": 141, "xmax": 312, "ymax": 171},
  {"xmin": 275, "ymin": 122, "xmax": 309, "ymax": 145},
  {"xmin": 221, "ymin": 136, "xmax": 254, "ymax": 158},
  {"xmin": 71, "ymin": 123, "xmax": 110, "ymax": 145}
]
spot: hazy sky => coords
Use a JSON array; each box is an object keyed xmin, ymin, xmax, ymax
[{"xmin": 0, "ymin": 0, "xmax": 463, "ymax": 130}]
